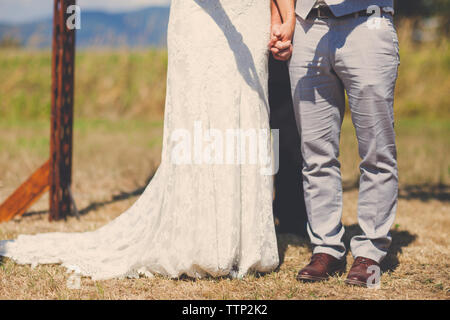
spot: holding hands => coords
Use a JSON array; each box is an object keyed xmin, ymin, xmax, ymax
[{"xmin": 269, "ymin": 0, "xmax": 296, "ymax": 61}]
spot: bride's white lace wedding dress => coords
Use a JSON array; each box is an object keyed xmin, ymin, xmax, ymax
[{"xmin": 0, "ymin": 0, "xmax": 279, "ymax": 280}]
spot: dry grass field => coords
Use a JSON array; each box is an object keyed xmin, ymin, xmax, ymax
[
  {"xmin": 0, "ymin": 22, "xmax": 448, "ymax": 299},
  {"xmin": 0, "ymin": 117, "xmax": 448, "ymax": 300}
]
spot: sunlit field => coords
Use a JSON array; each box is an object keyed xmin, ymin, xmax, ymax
[{"xmin": 0, "ymin": 22, "xmax": 448, "ymax": 299}]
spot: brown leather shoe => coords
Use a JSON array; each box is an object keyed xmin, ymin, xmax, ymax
[
  {"xmin": 296, "ymin": 253, "xmax": 346, "ymax": 282},
  {"xmin": 345, "ymin": 256, "xmax": 380, "ymax": 287}
]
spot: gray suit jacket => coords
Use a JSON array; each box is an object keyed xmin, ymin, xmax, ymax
[{"xmin": 295, "ymin": 0, "xmax": 394, "ymax": 20}]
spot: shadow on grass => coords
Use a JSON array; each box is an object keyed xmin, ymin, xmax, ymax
[
  {"xmin": 276, "ymin": 233, "xmax": 311, "ymax": 269},
  {"xmin": 343, "ymin": 224, "xmax": 417, "ymax": 273},
  {"xmin": 21, "ymin": 176, "xmax": 417, "ymax": 277},
  {"xmin": 343, "ymin": 178, "xmax": 449, "ymax": 202},
  {"xmin": 77, "ymin": 171, "xmax": 156, "ymax": 217},
  {"xmin": 23, "ymin": 170, "xmax": 157, "ymax": 219},
  {"xmin": 276, "ymin": 225, "xmax": 417, "ymax": 274}
]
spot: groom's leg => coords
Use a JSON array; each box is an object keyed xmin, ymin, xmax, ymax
[
  {"xmin": 333, "ymin": 14, "xmax": 399, "ymax": 263},
  {"xmin": 289, "ymin": 17, "xmax": 346, "ymax": 260}
]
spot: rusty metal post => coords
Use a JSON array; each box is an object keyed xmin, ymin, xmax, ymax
[{"xmin": 49, "ymin": 0, "xmax": 76, "ymax": 221}]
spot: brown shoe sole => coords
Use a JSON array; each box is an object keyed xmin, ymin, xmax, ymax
[
  {"xmin": 296, "ymin": 269, "xmax": 345, "ymax": 283},
  {"xmin": 296, "ymin": 274, "xmax": 329, "ymax": 282},
  {"xmin": 344, "ymin": 278, "xmax": 368, "ymax": 287}
]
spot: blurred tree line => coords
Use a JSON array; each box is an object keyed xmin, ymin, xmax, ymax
[
  {"xmin": 1, "ymin": 0, "xmax": 449, "ymax": 49},
  {"xmin": 0, "ymin": 36, "xmax": 22, "ymax": 48},
  {"xmin": 395, "ymin": 0, "xmax": 450, "ymax": 36},
  {"xmin": 395, "ymin": 0, "xmax": 450, "ymax": 17}
]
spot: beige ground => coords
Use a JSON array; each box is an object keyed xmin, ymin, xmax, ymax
[{"xmin": 0, "ymin": 118, "xmax": 448, "ymax": 300}]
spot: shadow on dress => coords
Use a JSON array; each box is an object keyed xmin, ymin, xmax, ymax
[
  {"xmin": 193, "ymin": 0, "xmax": 269, "ymax": 109},
  {"xmin": 13, "ymin": 5, "xmax": 420, "ymax": 280},
  {"xmin": 192, "ymin": 0, "xmax": 310, "ymax": 237}
]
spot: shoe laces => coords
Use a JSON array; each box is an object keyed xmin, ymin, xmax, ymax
[
  {"xmin": 353, "ymin": 257, "xmax": 371, "ymax": 267},
  {"xmin": 310, "ymin": 254, "xmax": 328, "ymax": 267}
]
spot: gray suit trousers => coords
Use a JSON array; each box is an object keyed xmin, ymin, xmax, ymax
[{"xmin": 288, "ymin": 13, "xmax": 399, "ymax": 262}]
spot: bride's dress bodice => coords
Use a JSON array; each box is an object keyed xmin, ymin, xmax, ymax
[
  {"xmin": 0, "ymin": 0, "xmax": 279, "ymax": 280},
  {"xmin": 163, "ymin": 0, "xmax": 272, "ymax": 156}
]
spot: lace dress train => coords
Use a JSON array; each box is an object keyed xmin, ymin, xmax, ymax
[{"xmin": 0, "ymin": 0, "xmax": 279, "ymax": 280}]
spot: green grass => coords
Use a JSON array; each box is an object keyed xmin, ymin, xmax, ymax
[
  {"xmin": 395, "ymin": 40, "xmax": 450, "ymax": 118},
  {"xmin": 340, "ymin": 117, "xmax": 449, "ymax": 186},
  {"xmin": 0, "ymin": 23, "xmax": 448, "ymax": 188},
  {"xmin": 0, "ymin": 23, "xmax": 449, "ymax": 122},
  {"xmin": 0, "ymin": 117, "xmax": 163, "ymax": 165},
  {"xmin": 0, "ymin": 49, "xmax": 168, "ymax": 122}
]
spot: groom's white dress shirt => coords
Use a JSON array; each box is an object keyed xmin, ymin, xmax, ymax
[{"xmin": 314, "ymin": 0, "xmax": 326, "ymax": 8}]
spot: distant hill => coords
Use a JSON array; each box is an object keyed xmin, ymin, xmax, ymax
[{"xmin": 0, "ymin": 6, "xmax": 170, "ymax": 48}]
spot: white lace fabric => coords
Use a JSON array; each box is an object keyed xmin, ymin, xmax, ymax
[{"xmin": 0, "ymin": 0, "xmax": 280, "ymax": 280}]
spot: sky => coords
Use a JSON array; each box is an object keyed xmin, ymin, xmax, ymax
[{"xmin": 0, "ymin": 0, "xmax": 171, "ymax": 24}]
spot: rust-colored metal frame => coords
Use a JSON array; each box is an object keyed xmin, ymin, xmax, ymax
[
  {"xmin": 0, "ymin": 0, "xmax": 77, "ymax": 222},
  {"xmin": 49, "ymin": 0, "xmax": 76, "ymax": 221}
]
